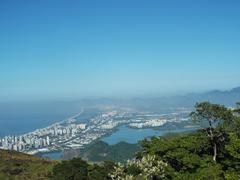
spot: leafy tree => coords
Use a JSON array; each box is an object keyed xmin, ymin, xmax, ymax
[
  {"xmin": 52, "ymin": 158, "xmax": 116, "ymax": 180},
  {"xmin": 190, "ymin": 102, "xmax": 233, "ymax": 161},
  {"xmin": 232, "ymin": 102, "xmax": 240, "ymax": 136},
  {"xmin": 110, "ymin": 155, "xmax": 167, "ymax": 180},
  {"xmin": 52, "ymin": 158, "xmax": 89, "ymax": 180},
  {"xmin": 225, "ymin": 133, "xmax": 240, "ymax": 159},
  {"xmin": 234, "ymin": 102, "xmax": 240, "ymax": 113},
  {"xmin": 88, "ymin": 161, "xmax": 116, "ymax": 180},
  {"xmin": 48, "ymin": 101, "xmax": 240, "ymax": 179}
]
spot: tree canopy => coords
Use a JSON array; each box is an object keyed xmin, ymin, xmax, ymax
[{"xmin": 51, "ymin": 101, "xmax": 240, "ymax": 180}]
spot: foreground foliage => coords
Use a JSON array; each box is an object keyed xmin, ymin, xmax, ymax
[
  {"xmin": 109, "ymin": 155, "xmax": 167, "ymax": 180},
  {"xmin": 52, "ymin": 158, "xmax": 115, "ymax": 180},
  {"xmin": 137, "ymin": 102, "xmax": 240, "ymax": 179},
  {"xmin": 1, "ymin": 101, "xmax": 240, "ymax": 179},
  {"xmin": 51, "ymin": 102, "xmax": 240, "ymax": 180}
]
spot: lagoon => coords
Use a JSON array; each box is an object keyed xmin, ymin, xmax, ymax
[
  {"xmin": 102, "ymin": 125, "xmax": 195, "ymax": 145},
  {"xmin": 38, "ymin": 151, "xmax": 63, "ymax": 160},
  {"xmin": 40, "ymin": 124, "xmax": 197, "ymax": 159}
]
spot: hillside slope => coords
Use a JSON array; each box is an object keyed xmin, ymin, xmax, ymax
[
  {"xmin": 63, "ymin": 141, "xmax": 140, "ymax": 163},
  {"xmin": 0, "ymin": 149, "xmax": 56, "ymax": 180}
]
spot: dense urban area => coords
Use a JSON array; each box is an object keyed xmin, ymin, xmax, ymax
[{"xmin": 0, "ymin": 108, "xmax": 191, "ymax": 154}]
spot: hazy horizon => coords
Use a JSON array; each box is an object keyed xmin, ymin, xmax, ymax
[
  {"xmin": 0, "ymin": 85, "xmax": 239, "ymax": 104},
  {"xmin": 1, "ymin": 1, "xmax": 240, "ymax": 101}
]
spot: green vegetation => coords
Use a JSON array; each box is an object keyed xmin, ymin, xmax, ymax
[
  {"xmin": 135, "ymin": 102, "xmax": 240, "ymax": 179},
  {"xmin": 52, "ymin": 158, "xmax": 115, "ymax": 180},
  {"xmin": 1, "ymin": 101, "xmax": 240, "ymax": 179},
  {"xmin": 51, "ymin": 102, "xmax": 240, "ymax": 179},
  {"xmin": 190, "ymin": 102, "xmax": 234, "ymax": 161},
  {"xmin": 80, "ymin": 141, "xmax": 140, "ymax": 163},
  {"xmin": 0, "ymin": 149, "xmax": 56, "ymax": 179}
]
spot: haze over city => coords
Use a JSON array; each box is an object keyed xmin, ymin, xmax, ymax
[
  {"xmin": 1, "ymin": 0, "xmax": 240, "ymax": 101},
  {"xmin": 1, "ymin": 1, "xmax": 240, "ymax": 179}
]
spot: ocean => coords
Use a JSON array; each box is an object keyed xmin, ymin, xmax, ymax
[{"xmin": 0, "ymin": 101, "xmax": 81, "ymax": 137}]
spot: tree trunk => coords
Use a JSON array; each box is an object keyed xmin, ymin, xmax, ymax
[{"xmin": 213, "ymin": 143, "xmax": 217, "ymax": 161}]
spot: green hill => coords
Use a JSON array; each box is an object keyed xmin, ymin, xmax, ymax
[
  {"xmin": 0, "ymin": 149, "xmax": 56, "ymax": 180},
  {"xmin": 62, "ymin": 141, "xmax": 140, "ymax": 163},
  {"xmin": 80, "ymin": 141, "xmax": 140, "ymax": 163}
]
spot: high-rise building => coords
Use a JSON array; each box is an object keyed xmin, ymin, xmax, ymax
[{"xmin": 46, "ymin": 136, "xmax": 50, "ymax": 146}]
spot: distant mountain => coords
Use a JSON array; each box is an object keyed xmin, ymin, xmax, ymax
[
  {"xmin": 127, "ymin": 87, "xmax": 240, "ymax": 111},
  {"xmin": 192, "ymin": 87, "xmax": 240, "ymax": 106},
  {"xmin": 67, "ymin": 86, "xmax": 240, "ymax": 112},
  {"xmin": 3, "ymin": 87, "xmax": 238, "ymax": 120},
  {"xmin": 175, "ymin": 86, "xmax": 240, "ymax": 107}
]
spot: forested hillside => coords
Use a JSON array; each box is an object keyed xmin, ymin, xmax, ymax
[{"xmin": 1, "ymin": 101, "xmax": 240, "ymax": 180}]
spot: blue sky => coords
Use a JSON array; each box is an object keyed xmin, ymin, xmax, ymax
[{"xmin": 0, "ymin": 0, "xmax": 240, "ymax": 101}]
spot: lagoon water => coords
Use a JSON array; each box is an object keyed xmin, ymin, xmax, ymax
[
  {"xmin": 102, "ymin": 125, "xmax": 194, "ymax": 145},
  {"xmin": 41, "ymin": 125, "xmax": 196, "ymax": 159},
  {"xmin": 40, "ymin": 151, "xmax": 63, "ymax": 160},
  {"xmin": 102, "ymin": 125, "xmax": 165, "ymax": 144}
]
